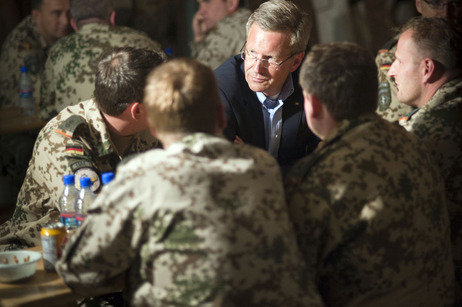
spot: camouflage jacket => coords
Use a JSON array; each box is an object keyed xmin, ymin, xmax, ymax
[
  {"xmin": 0, "ymin": 99, "xmax": 159, "ymax": 250},
  {"xmin": 285, "ymin": 114, "xmax": 454, "ymax": 306},
  {"xmin": 375, "ymin": 38, "xmax": 414, "ymax": 122},
  {"xmin": 56, "ymin": 133, "xmax": 320, "ymax": 306},
  {"xmin": 190, "ymin": 8, "xmax": 251, "ymax": 70},
  {"xmin": 399, "ymin": 77, "xmax": 462, "ymax": 301},
  {"xmin": 0, "ymin": 15, "xmax": 49, "ymax": 108},
  {"xmin": 39, "ymin": 23, "xmax": 161, "ymax": 120}
]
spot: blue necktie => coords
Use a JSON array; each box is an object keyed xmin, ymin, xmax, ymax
[{"xmin": 264, "ymin": 98, "xmax": 278, "ymax": 110}]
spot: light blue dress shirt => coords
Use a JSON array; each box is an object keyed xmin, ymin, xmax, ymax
[{"xmin": 256, "ymin": 74, "xmax": 295, "ymax": 158}]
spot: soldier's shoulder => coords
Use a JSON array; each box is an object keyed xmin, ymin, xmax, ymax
[
  {"xmin": 54, "ymin": 114, "xmax": 88, "ymax": 139},
  {"xmin": 375, "ymin": 37, "xmax": 398, "ymax": 63},
  {"xmin": 1, "ymin": 16, "xmax": 39, "ymax": 52}
]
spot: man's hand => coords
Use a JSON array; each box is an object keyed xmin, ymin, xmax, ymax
[
  {"xmin": 192, "ymin": 12, "xmax": 209, "ymax": 42},
  {"xmin": 234, "ymin": 135, "xmax": 244, "ymax": 145}
]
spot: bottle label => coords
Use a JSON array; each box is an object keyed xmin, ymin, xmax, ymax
[
  {"xmin": 19, "ymin": 91, "xmax": 33, "ymax": 98},
  {"xmin": 60, "ymin": 213, "xmax": 77, "ymax": 229}
]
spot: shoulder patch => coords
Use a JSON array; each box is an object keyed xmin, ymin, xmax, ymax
[
  {"xmin": 379, "ymin": 37, "xmax": 398, "ymax": 52},
  {"xmin": 74, "ymin": 167, "xmax": 101, "ymax": 192},
  {"xmin": 378, "ymin": 82, "xmax": 391, "ymax": 111},
  {"xmin": 56, "ymin": 115, "xmax": 87, "ymax": 138},
  {"xmin": 66, "ymin": 145, "xmax": 84, "ymax": 155}
]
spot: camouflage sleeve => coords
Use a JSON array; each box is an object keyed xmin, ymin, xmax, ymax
[
  {"xmin": 55, "ymin": 184, "xmax": 135, "ymax": 296},
  {"xmin": 285, "ymin": 177, "xmax": 340, "ymax": 305},
  {"xmin": 0, "ymin": 117, "xmax": 99, "ymax": 250}
]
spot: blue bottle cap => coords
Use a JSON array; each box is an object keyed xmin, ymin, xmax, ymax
[
  {"xmin": 80, "ymin": 177, "xmax": 92, "ymax": 188},
  {"xmin": 62, "ymin": 174, "xmax": 75, "ymax": 185},
  {"xmin": 101, "ymin": 172, "xmax": 114, "ymax": 185},
  {"xmin": 20, "ymin": 66, "xmax": 28, "ymax": 72}
]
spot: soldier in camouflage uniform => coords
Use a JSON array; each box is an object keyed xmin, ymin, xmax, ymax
[
  {"xmin": 191, "ymin": 0, "xmax": 251, "ymax": 70},
  {"xmin": 56, "ymin": 58, "xmax": 317, "ymax": 306},
  {"xmin": 285, "ymin": 42, "xmax": 454, "ymax": 305},
  {"xmin": 388, "ymin": 17, "xmax": 462, "ymax": 303},
  {"xmin": 375, "ymin": 0, "xmax": 458, "ymax": 122},
  {"xmin": 0, "ymin": 47, "xmax": 166, "ymax": 251},
  {"xmin": 0, "ymin": 0, "xmax": 71, "ymax": 108},
  {"xmin": 39, "ymin": 0, "xmax": 161, "ymax": 121}
]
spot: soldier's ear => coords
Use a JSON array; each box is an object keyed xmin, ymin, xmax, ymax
[
  {"xmin": 415, "ymin": 0, "xmax": 423, "ymax": 14},
  {"xmin": 70, "ymin": 18, "xmax": 78, "ymax": 32},
  {"xmin": 129, "ymin": 102, "xmax": 144, "ymax": 120},
  {"xmin": 227, "ymin": 0, "xmax": 240, "ymax": 13},
  {"xmin": 109, "ymin": 10, "xmax": 116, "ymax": 26},
  {"xmin": 421, "ymin": 58, "xmax": 436, "ymax": 84}
]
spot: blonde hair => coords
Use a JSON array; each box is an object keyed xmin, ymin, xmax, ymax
[{"xmin": 144, "ymin": 58, "xmax": 221, "ymax": 134}]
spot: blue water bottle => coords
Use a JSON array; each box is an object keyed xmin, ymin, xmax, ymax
[
  {"xmin": 75, "ymin": 177, "xmax": 96, "ymax": 226},
  {"xmin": 19, "ymin": 66, "xmax": 35, "ymax": 116},
  {"xmin": 58, "ymin": 174, "xmax": 79, "ymax": 231}
]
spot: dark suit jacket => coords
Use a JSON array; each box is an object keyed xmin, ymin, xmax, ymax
[{"xmin": 214, "ymin": 55, "xmax": 319, "ymax": 171}]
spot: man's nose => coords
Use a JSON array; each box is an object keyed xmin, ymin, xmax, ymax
[
  {"xmin": 387, "ymin": 61, "xmax": 397, "ymax": 77},
  {"xmin": 252, "ymin": 58, "xmax": 265, "ymax": 73}
]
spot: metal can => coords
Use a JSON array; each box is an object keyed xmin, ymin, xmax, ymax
[{"xmin": 41, "ymin": 222, "xmax": 67, "ymax": 271}]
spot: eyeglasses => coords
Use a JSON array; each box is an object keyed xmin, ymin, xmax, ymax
[
  {"xmin": 240, "ymin": 42, "xmax": 295, "ymax": 69},
  {"xmin": 423, "ymin": 0, "xmax": 454, "ymax": 9}
]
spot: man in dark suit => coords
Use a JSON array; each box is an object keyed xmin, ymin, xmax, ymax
[{"xmin": 215, "ymin": 0, "xmax": 319, "ymax": 171}]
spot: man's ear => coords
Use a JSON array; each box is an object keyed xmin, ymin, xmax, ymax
[
  {"xmin": 290, "ymin": 51, "xmax": 306, "ymax": 72},
  {"xmin": 31, "ymin": 9, "xmax": 40, "ymax": 23},
  {"xmin": 129, "ymin": 102, "xmax": 143, "ymax": 120},
  {"xmin": 70, "ymin": 18, "xmax": 78, "ymax": 32},
  {"xmin": 415, "ymin": 0, "xmax": 423, "ymax": 14},
  {"xmin": 227, "ymin": 0, "xmax": 240, "ymax": 12},
  {"xmin": 109, "ymin": 10, "xmax": 116, "ymax": 26},
  {"xmin": 307, "ymin": 93, "xmax": 323, "ymax": 119},
  {"xmin": 422, "ymin": 58, "xmax": 436, "ymax": 83}
]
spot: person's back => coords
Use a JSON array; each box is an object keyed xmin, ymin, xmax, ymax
[
  {"xmin": 39, "ymin": 0, "xmax": 161, "ymax": 120},
  {"xmin": 286, "ymin": 42, "xmax": 454, "ymax": 305},
  {"xmin": 287, "ymin": 115, "xmax": 454, "ymax": 305}
]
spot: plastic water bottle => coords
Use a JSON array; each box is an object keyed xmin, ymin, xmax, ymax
[
  {"xmin": 75, "ymin": 177, "xmax": 96, "ymax": 226},
  {"xmin": 101, "ymin": 172, "xmax": 114, "ymax": 186},
  {"xmin": 58, "ymin": 174, "xmax": 79, "ymax": 231},
  {"xmin": 19, "ymin": 66, "xmax": 35, "ymax": 116}
]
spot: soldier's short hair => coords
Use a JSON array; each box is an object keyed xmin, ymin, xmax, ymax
[
  {"xmin": 300, "ymin": 42, "xmax": 378, "ymax": 121},
  {"xmin": 398, "ymin": 17, "xmax": 462, "ymax": 77},
  {"xmin": 70, "ymin": 0, "xmax": 114, "ymax": 25},
  {"xmin": 31, "ymin": 0, "xmax": 44, "ymax": 10},
  {"xmin": 246, "ymin": 0, "xmax": 311, "ymax": 53},
  {"xmin": 144, "ymin": 58, "xmax": 222, "ymax": 135},
  {"xmin": 93, "ymin": 47, "xmax": 166, "ymax": 116}
]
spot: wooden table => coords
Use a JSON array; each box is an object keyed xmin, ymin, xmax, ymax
[
  {"xmin": 0, "ymin": 107, "xmax": 46, "ymax": 135},
  {"xmin": 0, "ymin": 246, "xmax": 82, "ymax": 307}
]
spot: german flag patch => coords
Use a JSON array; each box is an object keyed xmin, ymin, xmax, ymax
[
  {"xmin": 380, "ymin": 64, "xmax": 391, "ymax": 71},
  {"xmin": 66, "ymin": 145, "xmax": 84, "ymax": 155}
]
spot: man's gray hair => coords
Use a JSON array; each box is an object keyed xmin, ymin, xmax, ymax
[{"xmin": 246, "ymin": 0, "xmax": 311, "ymax": 53}]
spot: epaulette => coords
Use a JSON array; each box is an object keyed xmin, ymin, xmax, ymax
[
  {"xmin": 377, "ymin": 37, "xmax": 398, "ymax": 54},
  {"xmin": 55, "ymin": 115, "xmax": 86, "ymax": 138}
]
